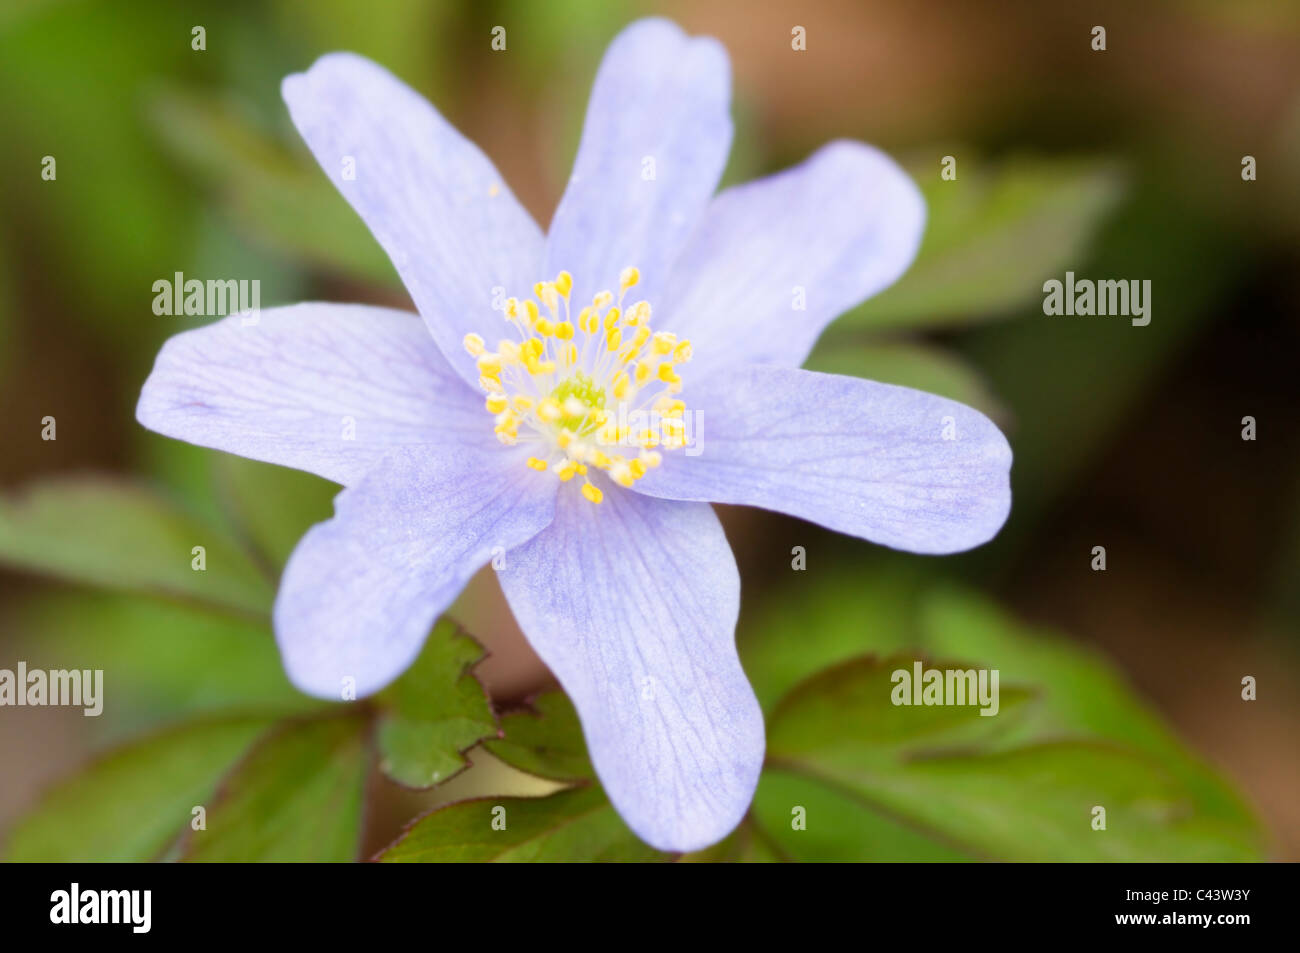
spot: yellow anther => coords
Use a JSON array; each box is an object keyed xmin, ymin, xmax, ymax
[
  {"xmin": 651, "ymin": 331, "xmax": 677, "ymax": 355},
  {"xmin": 612, "ymin": 372, "xmax": 631, "ymax": 400},
  {"xmin": 539, "ymin": 398, "xmax": 563, "ymax": 422},
  {"xmin": 463, "ymin": 333, "xmax": 486, "ymax": 356},
  {"xmin": 539, "ymin": 283, "xmax": 559, "ymax": 312},
  {"xmin": 477, "ymin": 269, "xmax": 694, "ymax": 497},
  {"xmin": 625, "ymin": 301, "xmax": 650, "ymax": 326}
]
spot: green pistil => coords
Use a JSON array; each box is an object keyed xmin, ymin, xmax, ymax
[{"xmin": 550, "ymin": 372, "xmax": 606, "ymax": 433}]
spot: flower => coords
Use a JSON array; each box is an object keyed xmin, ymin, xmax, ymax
[{"xmin": 137, "ymin": 18, "xmax": 1012, "ymax": 852}]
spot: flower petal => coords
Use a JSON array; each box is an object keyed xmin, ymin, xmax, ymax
[
  {"xmin": 282, "ymin": 53, "xmax": 544, "ymax": 386},
  {"xmin": 635, "ymin": 365, "xmax": 1012, "ymax": 554},
  {"xmin": 498, "ymin": 484, "xmax": 763, "ymax": 852},
  {"xmin": 544, "ymin": 18, "xmax": 732, "ymax": 305},
  {"xmin": 137, "ymin": 303, "xmax": 485, "ymax": 487},
  {"xmin": 662, "ymin": 141, "xmax": 925, "ymax": 378},
  {"xmin": 275, "ymin": 445, "xmax": 555, "ymax": 698}
]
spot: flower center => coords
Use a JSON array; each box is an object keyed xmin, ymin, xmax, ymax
[{"xmin": 463, "ymin": 267, "xmax": 692, "ymax": 504}]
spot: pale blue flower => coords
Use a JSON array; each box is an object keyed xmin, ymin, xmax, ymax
[{"xmin": 137, "ymin": 19, "xmax": 1011, "ymax": 851}]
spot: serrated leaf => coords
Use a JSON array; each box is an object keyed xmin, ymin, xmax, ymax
[
  {"xmin": 183, "ymin": 714, "xmax": 369, "ymax": 862},
  {"xmin": 765, "ymin": 656, "xmax": 1263, "ymax": 861},
  {"xmin": 5, "ymin": 716, "xmax": 273, "ymax": 862},
  {"xmin": 377, "ymin": 785, "xmax": 664, "ymax": 862},
  {"xmin": 0, "ymin": 478, "xmax": 273, "ymax": 615},
  {"xmin": 484, "ymin": 692, "xmax": 593, "ymax": 784},
  {"xmin": 835, "ymin": 157, "xmax": 1125, "ymax": 331},
  {"xmin": 374, "ymin": 619, "xmax": 499, "ymax": 789}
]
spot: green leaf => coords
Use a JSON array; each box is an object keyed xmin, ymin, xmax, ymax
[
  {"xmin": 377, "ymin": 688, "xmax": 657, "ymax": 861},
  {"xmin": 13, "ymin": 592, "xmax": 316, "ymax": 732},
  {"xmin": 835, "ymin": 156, "xmax": 1125, "ymax": 332},
  {"xmin": 751, "ymin": 769, "xmax": 972, "ymax": 862},
  {"xmin": 914, "ymin": 586, "xmax": 1265, "ymax": 837},
  {"xmin": 215, "ymin": 455, "xmax": 338, "ymax": 570},
  {"xmin": 764, "ymin": 656, "xmax": 1263, "ymax": 861},
  {"xmin": 739, "ymin": 560, "xmax": 927, "ymax": 712},
  {"xmin": 147, "ymin": 88, "xmax": 400, "ymax": 287},
  {"xmin": 484, "ymin": 693, "xmax": 593, "ymax": 784},
  {"xmin": 375, "ymin": 619, "xmax": 499, "ymax": 788},
  {"xmin": 378, "ymin": 785, "xmax": 665, "ymax": 862},
  {"xmin": 681, "ymin": 817, "xmax": 784, "ymax": 863},
  {"xmin": 804, "ymin": 340, "xmax": 1002, "ymax": 416},
  {"xmin": 5, "ymin": 716, "xmax": 273, "ymax": 862},
  {"xmin": 183, "ymin": 714, "xmax": 369, "ymax": 862},
  {"xmin": 0, "ymin": 477, "xmax": 273, "ymax": 615}
]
